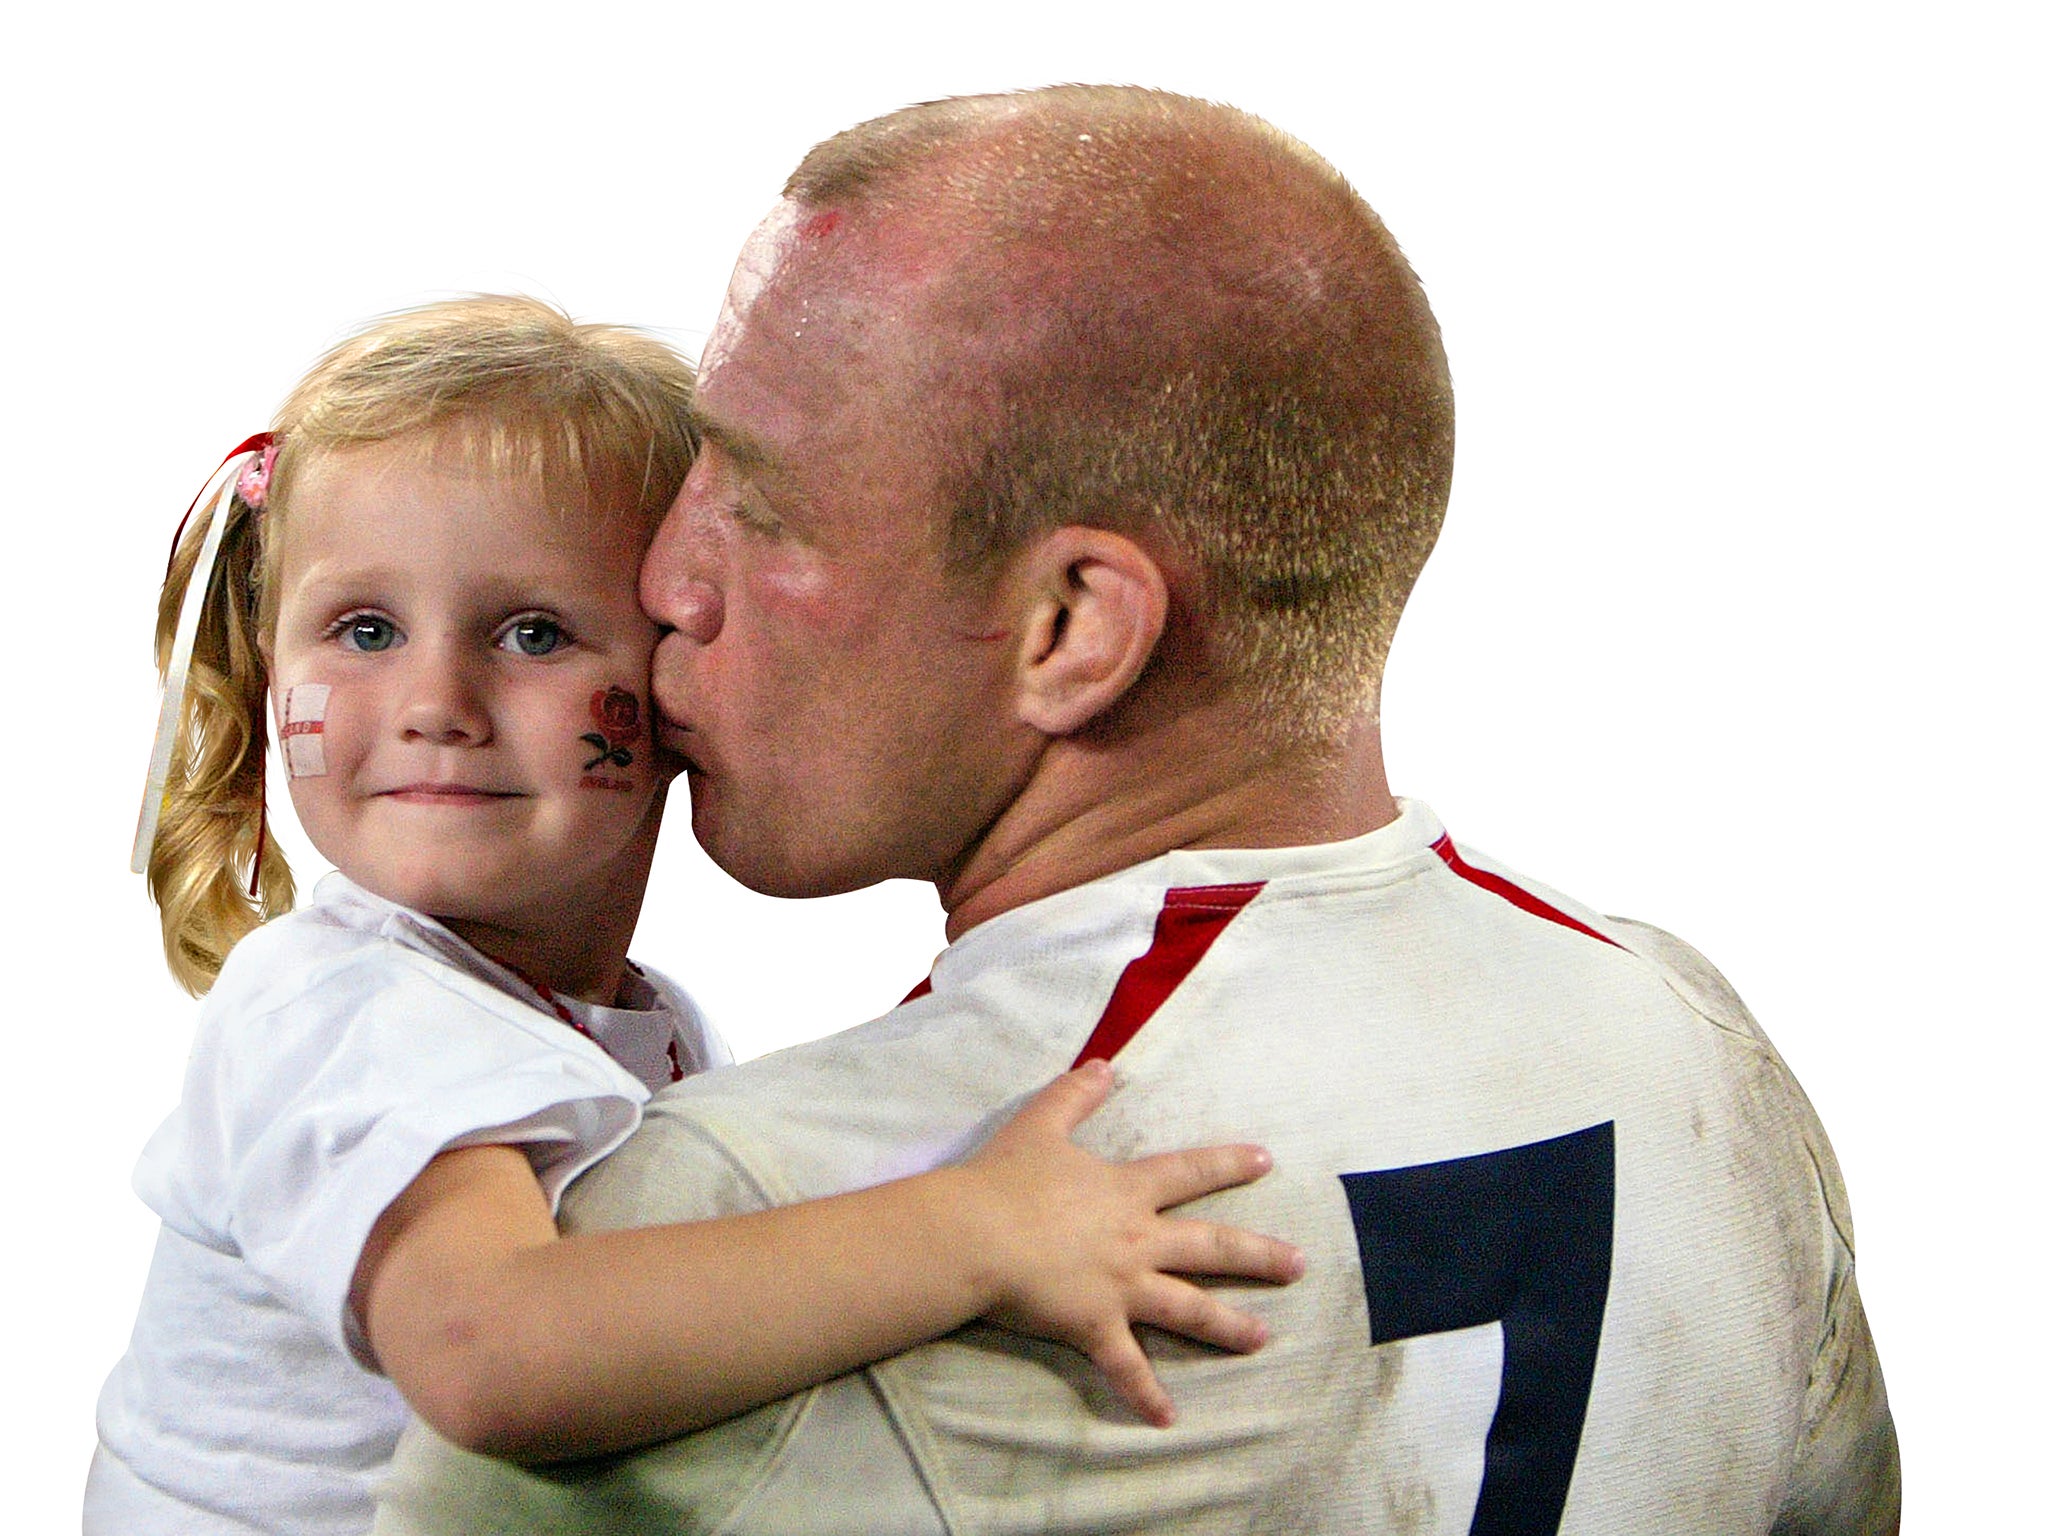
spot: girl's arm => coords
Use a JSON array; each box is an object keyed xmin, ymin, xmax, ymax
[{"xmin": 352, "ymin": 1059, "xmax": 1303, "ymax": 1464}]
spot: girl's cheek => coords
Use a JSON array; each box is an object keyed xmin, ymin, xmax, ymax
[
  {"xmin": 575, "ymin": 683, "xmax": 649, "ymax": 795},
  {"xmin": 278, "ymin": 683, "xmax": 333, "ymax": 778}
]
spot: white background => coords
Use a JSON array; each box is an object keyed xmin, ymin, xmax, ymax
[{"xmin": 4, "ymin": 1, "xmax": 2037, "ymax": 1525}]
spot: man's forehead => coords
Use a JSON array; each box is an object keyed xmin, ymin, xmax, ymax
[
  {"xmin": 700, "ymin": 198, "xmax": 806, "ymax": 383},
  {"xmin": 701, "ymin": 198, "xmax": 883, "ymax": 381},
  {"xmin": 696, "ymin": 199, "xmax": 965, "ymax": 443}
]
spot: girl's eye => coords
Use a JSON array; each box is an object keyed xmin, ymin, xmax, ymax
[
  {"xmin": 502, "ymin": 617, "xmax": 566, "ymax": 656},
  {"xmin": 339, "ymin": 615, "xmax": 400, "ymax": 653}
]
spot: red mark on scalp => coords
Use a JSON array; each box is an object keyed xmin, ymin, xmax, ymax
[{"xmin": 802, "ymin": 210, "xmax": 844, "ymax": 239}]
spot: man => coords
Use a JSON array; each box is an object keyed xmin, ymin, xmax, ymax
[{"xmin": 378, "ymin": 86, "xmax": 1898, "ymax": 1533}]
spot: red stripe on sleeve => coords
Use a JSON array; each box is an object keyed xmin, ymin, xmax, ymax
[
  {"xmin": 1431, "ymin": 833, "xmax": 1620, "ymax": 949},
  {"xmin": 1070, "ymin": 882, "xmax": 1265, "ymax": 1067}
]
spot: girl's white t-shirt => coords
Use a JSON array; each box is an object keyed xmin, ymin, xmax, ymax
[{"xmin": 85, "ymin": 874, "xmax": 727, "ymax": 1536}]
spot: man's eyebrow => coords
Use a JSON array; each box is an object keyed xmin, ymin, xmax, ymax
[{"xmin": 692, "ymin": 411, "xmax": 773, "ymax": 471}]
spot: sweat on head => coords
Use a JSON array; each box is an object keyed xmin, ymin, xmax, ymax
[
  {"xmin": 771, "ymin": 86, "xmax": 1454, "ymax": 744},
  {"xmin": 137, "ymin": 295, "xmax": 698, "ymax": 995}
]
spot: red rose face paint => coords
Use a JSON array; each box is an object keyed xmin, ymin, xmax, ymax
[{"xmin": 580, "ymin": 685, "xmax": 643, "ymax": 782}]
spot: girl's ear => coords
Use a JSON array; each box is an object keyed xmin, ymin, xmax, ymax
[{"xmin": 1010, "ymin": 527, "xmax": 1169, "ymax": 737}]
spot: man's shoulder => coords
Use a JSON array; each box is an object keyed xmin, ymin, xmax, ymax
[
  {"xmin": 1600, "ymin": 916, "xmax": 1772, "ymax": 1044},
  {"xmin": 567, "ymin": 858, "xmax": 1255, "ymax": 1231},
  {"xmin": 1399, "ymin": 835, "xmax": 1811, "ymax": 1076},
  {"xmin": 646, "ymin": 999, "xmax": 995, "ymax": 1126},
  {"xmin": 1603, "ymin": 917, "xmax": 1858, "ymax": 1254},
  {"xmin": 560, "ymin": 1002, "xmax": 1023, "ymax": 1231}
]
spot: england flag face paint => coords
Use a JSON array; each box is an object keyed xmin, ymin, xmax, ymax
[{"xmin": 280, "ymin": 683, "xmax": 331, "ymax": 778}]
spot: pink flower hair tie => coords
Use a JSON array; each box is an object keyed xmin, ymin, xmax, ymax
[{"xmin": 236, "ymin": 441, "xmax": 279, "ymax": 509}]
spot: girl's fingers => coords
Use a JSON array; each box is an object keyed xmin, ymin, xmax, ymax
[
  {"xmin": 1085, "ymin": 1324, "xmax": 1177, "ymax": 1428},
  {"xmin": 1155, "ymin": 1218, "xmax": 1305, "ymax": 1285},
  {"xmin": 1130, "ymin": 1277, "xmax": 1272, "ymax": 1358},
  {"xmin": 1136, "ymin": 1142, "xmax": 1275, "ymax": 1208},
  {"xmin": 1007, "ymin": 1060, "xmax": 1117, "ymax": 1139}
]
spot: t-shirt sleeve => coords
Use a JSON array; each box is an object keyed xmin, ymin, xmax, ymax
[
  {"xmin": 376, "ymin": 1091, "xmax": 822, "ymax": 1536},
  {"xmin": 134, "ymin": 948, "xmax": 649, "ymax": 1369},
  {"xmin": 557, "ymin": 1086, "xmax": 773, "ymax": 1233},
  {"xmin": 1769, "ymin": 1090, "xmax": 1902, "ymax": 1535},
  {"xmin": 1771, "ymin": 1266, "xmax": 1902, "ymax": 1535},
  {"xmin": 1608, "ymin": 918, "xmax": 1902, "ymax": 1533}
]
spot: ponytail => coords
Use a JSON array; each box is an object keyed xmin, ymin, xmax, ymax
[{"xmin": 145, "ymin": 483, "xmax": 295, "ymax": 994}]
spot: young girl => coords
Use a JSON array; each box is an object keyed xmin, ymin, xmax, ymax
[{"xmin": 87, "ymin": 297, "xmax": 1300, "ymax": 1535}]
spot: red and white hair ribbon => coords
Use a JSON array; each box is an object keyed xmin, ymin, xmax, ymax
[{"xmin": 130, "ymin": 434, "xmax": 274, "ymax": 875}]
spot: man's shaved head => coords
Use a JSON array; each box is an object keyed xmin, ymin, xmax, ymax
[{"xmin": 783, "ymin": 86, "xmax": 1454, "ymax": 738}]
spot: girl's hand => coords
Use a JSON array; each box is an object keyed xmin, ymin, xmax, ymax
[{"xmin": 950, "ymin": 1058, "xmax": 1306, "ymax": 1428}]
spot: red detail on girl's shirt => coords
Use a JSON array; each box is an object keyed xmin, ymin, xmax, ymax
[{"xmin": 502, "ymin": 959, "xmax": 685, "ymax": 1084}]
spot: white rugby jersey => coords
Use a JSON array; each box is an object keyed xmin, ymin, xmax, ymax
[{"xmin": 378, "ymin": 801, "xmax": 1896, "ymax": 1535}]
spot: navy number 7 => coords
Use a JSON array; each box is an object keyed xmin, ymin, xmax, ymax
[{"xmin": 1341, "ymin": 1121, "xmax": 1616, "ymax": 1536}]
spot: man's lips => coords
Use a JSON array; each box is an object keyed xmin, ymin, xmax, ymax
[{"xmin": 655, "ymin": 720, "xmax": 701, "ymax": 772}]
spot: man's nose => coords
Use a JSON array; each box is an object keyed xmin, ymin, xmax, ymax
[
  {"xmin": 641, "ymin": 487, "xmax": 725, "ymax": 646},
  {"xmin": 397, "ymin": 646, "xmax": 492, "ymax": 746}
]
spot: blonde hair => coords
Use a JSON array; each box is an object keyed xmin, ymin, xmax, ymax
[
  {"xmin": 148, "ymin": 295, "xmax": 696, "ymax": 994},
  {"xmin": 787, "ymin": 87, "xmax": 1455, "ymax": 740}
]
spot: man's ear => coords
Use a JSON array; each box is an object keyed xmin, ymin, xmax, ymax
[{"xmin": 1011, "ymin": 526, "xmax": 1169, "ymax": 737}]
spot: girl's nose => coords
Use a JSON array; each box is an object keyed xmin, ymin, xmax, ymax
[{"xmin": 397, "ymin": 653, "xmax": 492, "ymax": 745}]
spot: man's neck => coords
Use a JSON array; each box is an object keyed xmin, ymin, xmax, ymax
[{"xmin": 938, "ymin": 703, "xmax": 1396, "ymax": 941}]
